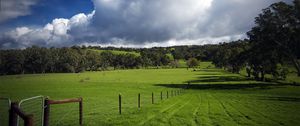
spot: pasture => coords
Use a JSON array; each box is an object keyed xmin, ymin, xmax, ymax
[
  {"xmin": 88, "ymin": 49, "xmax": 141, "ymax": 56},
  {"xmin": 0, "ymin": 62, "xmax": 300, "ymax": 126}
]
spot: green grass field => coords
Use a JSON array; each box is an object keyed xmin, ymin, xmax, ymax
[
  {"xmin": 1, "ymin": 62, "xmax": 300, "ymax": 126},
  {"xmin": 88, "ymin": 49, "xmax": 141, "ymax": 56}
]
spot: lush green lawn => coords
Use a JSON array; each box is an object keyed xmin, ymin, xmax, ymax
[{"xmin": 1, "ymin": 63, "xmax": 300, "ymax": 126}]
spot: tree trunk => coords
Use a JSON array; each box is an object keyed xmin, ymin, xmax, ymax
[
  {"xmin": 254, "ymin": 71, "xmax": 259, "ymax": 81},
  {"xmin": 261, "ymin": 70, "xmax": 265, "ymax": 81},
  {"xmin": 280, "ymin": 48, "xmax": 300, "ymax": 77},
  {"xmin": 291, "ymin": 58, "xmax": 300, "ymax": 77},
  {"xmin": 246, "ymin": 67, "xmax": 251, "ymax": 77}
]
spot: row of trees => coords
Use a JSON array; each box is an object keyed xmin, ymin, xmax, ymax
[{"xmin": 0, "ymin": 46, "xmax": 173, "ymax": 75}]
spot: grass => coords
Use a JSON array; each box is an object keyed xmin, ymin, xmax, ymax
[
  {"xmin": 88, "ymin": 49, "xmax": 176, "ymax": 61},
  {"xmin": 166, "ymin": 53, "xmax": 174, "ymax": 61},
  {"xmin": 88, "ymin": 49, "xmax": 141, "ymax": 56},
  {"xmin": 0, "ymin": 62, "xmax": 300, "ymax": 126},
  {"xmin": 178, "ymin": 59, "xmax": 187, "ymax": 68}
]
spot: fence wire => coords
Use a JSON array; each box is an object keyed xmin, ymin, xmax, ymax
[
  {"xmin": 18, "ymin": 96, "xmax": 44, "ymax": 126},
  {"xmin": 49, "ymin": 103, "xmax": 80, "ymax": 126},
  {"xmin": 0, "ymin": 98, "xmax": 10, "ymax": 126}
]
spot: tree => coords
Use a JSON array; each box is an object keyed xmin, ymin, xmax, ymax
[
  {"xmin": 170, "ymin": 60, "xmax": 179, "ymax": 68},
  {"xmin": 211, "ymin": 40, "xmax": 249, "ymax": 73},
  {"xmin": 187, "ymin": 58, "xmax": 199, "ymax": 71},
  {"xmin": 86, "ymin": 50, "xmax": 101, "ymax": 71},
  {"xmin": 247, "ymin": 1, "xmax": 300, "ymax": 76},
  {"xmin": 47, "ymin": 48, "xmax": 60, "ymax": 73},
  {"xmin": 0, "ymin": 50, "xmax": 5, "ymax": 75},
  {"xmin": 140, "ymin": 56, "xmax": 152, "ymax": 68},
  {"xmin": 100, "ymin": 51, "xmax": 114, "ymax": 70},
  {"xmin": 57, "ymin": 48, "xmax": 84, "ymax": 73},
  {"xmin": 2, "ymin": 50, "xmax": 25, "ymax": 74},
  {"xmin": 23, "ymin": 46, "xmax": 50, "ymax": 73}
]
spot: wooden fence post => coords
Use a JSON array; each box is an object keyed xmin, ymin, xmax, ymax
[
  {"xmin": 167, "ymin": 91, "xmax": 169, "ymax": 99},
  {"xmin": 138, "ymin": 93, "xmax": 141, "ymax": 108},
  {"xmin": 119, "ymin": 94, "xmax": 122, "ymax": 114},
  {"xmin": 79, "ymin": 97, "xmax": 83, "ymax": 126},
  {"xmin": 24, "ymin": 114, "xmax": 34, "ymax": 126},
  {"xmin": 9, "ymin": 102, "xmax": 18, "ymax": 126},
  {"xmin": 43, "ymin": 98, "xmax": 50, "ymax": 126},
  {"xmin": 9, "ymin": 102, "xmax": 34, "ymax": 126},
  {"xmin": 152, "ymin": 92, "xmax": 154, "ymax": 104}
]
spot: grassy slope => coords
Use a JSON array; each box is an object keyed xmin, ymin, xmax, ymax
[
  {"xmin": 0, "ymin": 62, "xmax": 300, "ymax": 125},
  {"xmin": 88, "ymin": 49, "xmax": 176, "ymax": 61},
  {"xmin": 87, "ymin": 49, "xmax": 141, "ymax": 56}
]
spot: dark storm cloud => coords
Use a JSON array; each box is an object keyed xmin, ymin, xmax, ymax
[
  {"xmin": 90, "ymin": 0, "xmax": 293, "ymax": 42},
  {"xmin": 0, "ymin": 0, "xmax": 294, "ymax": 49},
  {"xmin": 200, "ymin": 0, "xmax": 292, "ymax": 37},
  {"xmin": 0, "ymin": 0, "xmax": 39, "ymax": 23}
]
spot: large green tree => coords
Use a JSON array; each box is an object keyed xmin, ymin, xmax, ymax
[
  {"xmin": 187, "ymin": 58, "xmax": 199, "ymax": 70},
  {"xmin": 2, "ymin": 50, "xmax": 25, "ymax": 74},
  {"xmin": 247, "ymin": 1, "xmax": 300, "ymax": 76}
]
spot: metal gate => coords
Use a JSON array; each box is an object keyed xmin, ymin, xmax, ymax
[
  {"xmin": 0, "ymin": 98, "xmax": 11, "ymax": 126},
  {"xmin": 18, "ymin": 96, "xmax": 44, "ymax": 126}
]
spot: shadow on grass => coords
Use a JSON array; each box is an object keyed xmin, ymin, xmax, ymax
[
  {"xmin": 154, "ymin": 83, "xmax": 286, "ymax": 90},
  {"xmin": 187, "ymin": 75, "xmax": 253, "ymax": 83},
  {"xmin": 259, "ymin": 96, "xmax": 300, "ymax": 102},
  {"xmin": 155, "ymin": 73, "xmax": 290, "ymax": 90},
  {"xmin": 156, "ymin": 69, "xmax": 297, "ymax": 90}
]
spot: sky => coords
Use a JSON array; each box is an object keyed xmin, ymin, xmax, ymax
[{"xmin": 0, "ymin": 0, "xmax": 292, "ymax": 49}]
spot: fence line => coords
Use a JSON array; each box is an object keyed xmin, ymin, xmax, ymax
[
  {"xmin": 119, "ymin": 94, "xmax": 122, "ymax": 115},
  {"xmin": 152, "ymin": 92, "xmax": 154, "ymax": 104},
  {"xmin": 138, "ymin": 93, "xmax": 141, "ymax": 109},
  {"xmin": 3, "ymin": 89, "xmax": 185, "ymax": 125},
  {"xmin": 118, "ymin": 89, "xmax": 184, "ymax": 114},
  {"xmin": 44, "ymin": 97, "xmax": 83, "ymax": 126}
]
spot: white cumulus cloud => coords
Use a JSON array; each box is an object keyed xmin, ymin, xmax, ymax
[{"xmin": 1, "ymin": 11, "xmax": 95, "ymax": 48}]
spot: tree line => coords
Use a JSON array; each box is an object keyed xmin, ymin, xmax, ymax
[{"xmin": 0, "ymin": 46, "xmax": 174, "ymax": 75}]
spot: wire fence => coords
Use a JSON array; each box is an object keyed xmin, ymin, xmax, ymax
[
  {"xmin": 18, "ymin": 96, "xmax": 44, "ymax": 126},
  {"xmin": 49, "ymin": 103, "xmax": 80, "ymax": 126},
  {"xmin": 0, "ymin": 98, "xmax": 11, "ymax": 126},
  {"xmin": 45, "ymin": 98, "xmax": 83, "ymax": 126},
  {"xmin": 1, "ymin": 89, "xmax": 185, "ymax": 126},
  {"xmin": 117, "ymin": 89, "xmax": 184, "ymax": 115}
]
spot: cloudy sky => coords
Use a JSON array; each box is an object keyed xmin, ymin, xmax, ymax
[{"xmin": 0, "ymin": 0, "xmax": 292, "ymax": 49}]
